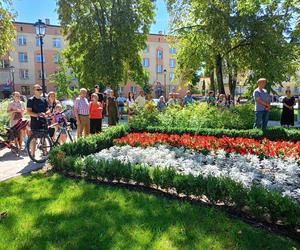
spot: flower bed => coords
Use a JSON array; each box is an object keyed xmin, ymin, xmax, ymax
[
  {"xmin": 48, "ymin": 125, "xmax": 300, "ymax": 230},
  {"xmin": 93, "ymin": 145, "xmax": 300, "ymax": 202},
  {"xmin": 114, "ymin": 132, "xmax": 300, "ymax": 160}
]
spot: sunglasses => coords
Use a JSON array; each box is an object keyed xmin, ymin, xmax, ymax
[{"xmin": 35, "ymin": 89, "xmax": 42, "ymax": 91}]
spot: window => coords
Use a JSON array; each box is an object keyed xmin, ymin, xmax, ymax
[
  {"xmin": 21, "ymin": 86, "xmax": 30, "ymax": 95},
  {"xmin": 53, "ymin": 54, "xmax": 60, "ymax": 63},
  {"xmin": 144, "ymin": 46, "xmax": 149, "ymax": 53},
  {"xmin": 53, "ymin": 38, "xmax": 61, "ymax": 48},
  {"xmin": 157, "ymin": 64, "xmax": 163, "ymax": 73},
  {"xmin": 18, "ymin": 36, "xmax": 27, "ymax": 46},
  {"xmin": 19, "ymin": 69, "xmax": 29, "ymax": 80},
  {"xmin": 169, "ymin": 72, "xmax": 175, "ymax": 81},
  {"xmin": 142, "ymin": 58, "xmax": 149, "ymax": 67},
  {"xmin": 36, "ymin": 54, "xmax": 45, "ymax": 63},
  {"xmin": 38, "ymin": 70, "xmax": 46, "ymax": 80},
  {"xmin": 19, "ymin": 52, "xmax": 28, "ymax": 63},
  {"xmin": 36, "ymin": 38, "xmax": 41, "ymax": 46},
  {"xmin": 0, "ymin": 59, "xmax": 9, "ymax": 69},
  {"xmin": 157, "ymin": 50, "xmax": 163, "ymax": 59},
  {"xmin": 170, "ymin": 47, "xmax": 176, "ymax": 54},
  {"xmin": 130, "ymin": 85, "xmax": 137, "ymax": 94},
  {"xmin": 170, "ymin": 59, "xmax": 176, "ymax": 68}
]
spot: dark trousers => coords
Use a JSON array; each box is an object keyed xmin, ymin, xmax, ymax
[{"xmin": 90, "ymin": 119, "xmax": 102, "ymax": 134}]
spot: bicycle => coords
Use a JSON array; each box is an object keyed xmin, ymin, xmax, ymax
[{"xmin": 26, "ymin": 112, "xmax": 74, "ymax": 163}]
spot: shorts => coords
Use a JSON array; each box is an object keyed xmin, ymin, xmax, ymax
[{"xmin": 118, "ymin": 106, "xmax": 124, "ymax": 113}]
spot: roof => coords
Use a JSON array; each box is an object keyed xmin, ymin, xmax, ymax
[
  {"xmin": 13, "ymin": 21, "xmax": 61, "ymax": 28},
  {"xmin": 13, "ymin": 21, "xmax": 169, "ymax": 36}
]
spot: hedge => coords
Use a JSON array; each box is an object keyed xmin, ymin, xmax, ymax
[
  {"xmin": 56, "ymin": 124, "xmax": 129, "ymax": 157},
  {"xmin": 142, "ymin": 126, "xmax": 300, "ymax": 141},
  {"xmin": 48, "ymin": 152, "xmax": 300, "ymax": 229}
]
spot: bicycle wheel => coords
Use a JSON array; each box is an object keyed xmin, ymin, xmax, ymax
[{"xmin": 27, "ymin": 134, "xmax": 52, "ymax": 163}]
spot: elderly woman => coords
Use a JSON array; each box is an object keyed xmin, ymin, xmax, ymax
[
  {"xmin": 7, "ymin": 92, "xmax": 26, "ymax": 149},
  {"xmin": 106, "ymin": 90, "xmax": 118, "ymax": 126},
  {"xmin": 281, "ymin": 89, "xmax": 295, "ymax": 127}
]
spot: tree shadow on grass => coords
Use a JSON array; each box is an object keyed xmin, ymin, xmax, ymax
[{"xmin": 0, "ymin": 173, "xmax": 298, "ymax": 250}]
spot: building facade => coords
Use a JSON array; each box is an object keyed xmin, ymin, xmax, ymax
[{"xmin": 0, "ymin": 21, "xmax": 186, "ymax": 99}]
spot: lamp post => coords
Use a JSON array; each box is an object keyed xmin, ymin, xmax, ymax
[
  {"xmin": 163, "ymin": 69, "xmax": 167, "ymax": 100},
  {"xmin": 9, "ymin": 66, "xmax": 15, "ymax": 92},
  {"xmin": 34, "ymin": 19, "xmax": 46, "ymax": 97}
]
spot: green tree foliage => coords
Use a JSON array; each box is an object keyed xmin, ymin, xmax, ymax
[
  {"xmin": 57, "ymin": 0, "xmax": 155, "ymax": 90},
  {"xmin": 50, "ymin": 54, "xmax": 78, "ymax": 99},
  {"xmin": 0, "ymin": 0, "xmax": 16, "ymax": 57},
  {"xmin": 167, "ymin": 0, "xmax": 300, "ymax": 95}
]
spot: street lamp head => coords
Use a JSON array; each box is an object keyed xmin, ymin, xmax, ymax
[
  {"xmin": 9, "ymin": 65, "xmax": 15, "ymax": 73},
  {"xmin": 34, "ymin": 19, "xmax": 46, "ymax": 37},
  {"xmin": 163, "ymin": 69, "xmax": 167, "ymax": 75}
]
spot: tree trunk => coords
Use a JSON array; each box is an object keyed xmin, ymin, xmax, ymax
[
  {"xmin": 209, "ymin": 67, "xmax": 215, "ymax": 92},
  {"xmin": 228, "ymin": 65, "xmax": 238, "ymax": 105},
  {"xmin": 215, "ymin": 54, "xmax": 225, "ymax": 94}
]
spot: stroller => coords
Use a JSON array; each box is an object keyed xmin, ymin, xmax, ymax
[{"xmin": 0, "ymin": 119, "xmax": 29, "ymax": 156}]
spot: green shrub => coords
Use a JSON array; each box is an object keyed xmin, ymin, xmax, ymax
[
  {"xmin": 142, "ymin": 126, "xmax": 300, "ymax": 142},
  {"xmin": 130, "ymin": 103, "xmax": 256, "ymax": 130}
]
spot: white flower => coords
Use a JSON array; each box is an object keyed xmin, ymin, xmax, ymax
[{"xmin": 91, "ymin": 145, "xmax": 300, "ymax": 202}]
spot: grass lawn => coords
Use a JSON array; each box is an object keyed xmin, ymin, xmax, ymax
[{"xmin": 0, "ymin": 173, "xmax": 298, "ymax": 250}]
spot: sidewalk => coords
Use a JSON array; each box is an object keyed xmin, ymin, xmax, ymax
[{"xmin": 0, "ymin": 116, "xmax": 128, "ymax": 182}]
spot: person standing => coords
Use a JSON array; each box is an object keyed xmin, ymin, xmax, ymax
[
  {"xmin": 157, "ymin": 96, "xmax": 167, "ymax": 112},
  {"xmin": 47, "ymin": 92, "xmax": 60, "ymax": 139},
  {"xmin": 135, "ymin": 90, "xmax": 146, "ymax": 108},
  {"xmin": 106, "ymin": 90, "xmax": 118, "ymax": 126},
  {"xmin": 182, "ymin": 90, "xmax": 193, "ymax": 106},
  {"xmin": 298, "ymin": 98, "xmax": 300, "ymax": 124},
  {"xmin": 117, "ymin": 94, "xmax": 126, "ymax": 120},
  {"xmin": 74, "ymin": 88, "xmax": 90, "ymax": 138},
  {"xmin": 206, "ymin": 91, "xmax": 216, "ymax": 106},
  {"xmin": 253, "ymin": 78, "xmax": 271, "ymax": 130},
  {"xmin": 167, "ymin": 93, "xmax": 177, "ymax": 106},
  {"xmin": 7, "ymin": 92, "xmax": 26, "ymax": 149},
  {"xmin": 94, "ymin": 85, "xmax": 104, "ymax": 103},
  {"xmin": 126, "ymin": 92, "xmax": 135, "ymax": 116},
  {"xmin": 280, "ymin": 89, "xmax": 295, "ymax": 127},
  {"xmin": 89, "ymin": 93, "xmax": 103, "ymax": 134},
  {"xmin": 26, "ymin": 85, "xmax": 49, "ymax": 156}
]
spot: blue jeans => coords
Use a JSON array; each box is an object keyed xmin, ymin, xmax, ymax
[{"xmin": 254, "ymin": 111, "xmax": 269, "ymax": 130}]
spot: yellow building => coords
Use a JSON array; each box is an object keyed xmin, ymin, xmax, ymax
[{"xmin": 0, "ymin": 21, "xmax": 183, "ymax": 98}]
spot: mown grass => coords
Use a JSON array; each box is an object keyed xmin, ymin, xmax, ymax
[{"xmin": 0, "ymin": 173, "xmax": 298, "ymax": 250}]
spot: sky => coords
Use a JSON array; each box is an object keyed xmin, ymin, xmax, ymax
[{"xmin": 11, "ymin": 0, "xmax": 170, "ymax": 34}]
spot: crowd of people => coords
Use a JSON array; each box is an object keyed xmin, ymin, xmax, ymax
[{"xmin": 5, "ymin": 79, "xmax": 300, "ymax": 151}]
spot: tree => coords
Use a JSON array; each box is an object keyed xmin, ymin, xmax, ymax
[
  {"xmin": 58, "ymin": 0, "xmax": 155, "ymax": 90},
  {"xmin": 167, "ymin": 0, "xmax": 300, "ymax": 96},
  {"xmin": 49, "ymin": 54, "xmax": 78, "ymax": 99},
  {"xmin": 0, "ymin": 0, "xmax": 16, "ymax": 57}
]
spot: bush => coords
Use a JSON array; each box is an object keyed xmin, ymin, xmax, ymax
[
  {"xmin": 142, "ymin": 125, "xmax": 300, "ymax": 142},
  {"xmin": 130, "ymin": 103, "xmax": 256, "ymax": 130}
]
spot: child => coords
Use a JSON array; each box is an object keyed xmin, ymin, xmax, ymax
[{"xmin": 53, "ymin": 104, "xmax": 68, "ymax": 144}]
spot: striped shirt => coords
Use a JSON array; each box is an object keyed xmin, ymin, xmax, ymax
[{"xmin": 74, "ymin": 96, "xmax": 89, "ymax": 115}]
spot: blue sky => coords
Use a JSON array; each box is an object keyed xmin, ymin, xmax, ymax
[{"xmin": 11, "ymin": 0, "xmax": 169, "ymax": 34}]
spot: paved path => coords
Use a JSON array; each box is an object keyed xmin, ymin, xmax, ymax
[
  {"xmin": 0, "ymin": 149, "xmax": 44, "ymax": 181},
  {"xmin": 0, "ymin": 117, "xmax": 127, "ymax": 182}
]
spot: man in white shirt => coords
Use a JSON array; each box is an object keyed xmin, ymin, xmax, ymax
[{"xmin": 135, "ymin": 90, "xmax": 146, "ymax": 108}]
